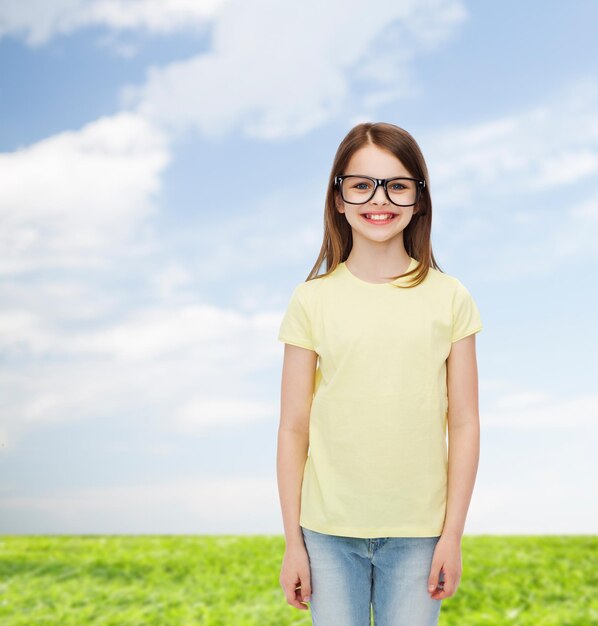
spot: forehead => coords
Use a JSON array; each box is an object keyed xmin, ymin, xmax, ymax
[{"xmin": 346, "ymin": 144, "xmax": 411, "ymax": 178}]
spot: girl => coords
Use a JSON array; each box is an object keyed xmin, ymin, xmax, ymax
[{"xmin": 276, "ymin": 122, "xmax": 482, "ymax": 625}]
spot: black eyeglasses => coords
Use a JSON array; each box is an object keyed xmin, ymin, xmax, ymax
[{"xmin": 335, "ymin": 174, "xmax": 426, "ymax": 207}]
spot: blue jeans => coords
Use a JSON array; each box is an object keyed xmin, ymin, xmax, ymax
[{"xmin": 301, "ymin": 526, "xmax": 443, "ymax": 626}]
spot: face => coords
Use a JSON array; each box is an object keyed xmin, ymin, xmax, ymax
[{"xmin": 335, "ymin": 144, "xmax": 420, "ymax": 243}]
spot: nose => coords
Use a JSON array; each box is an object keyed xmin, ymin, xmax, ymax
[{"xmin": 371, "ymin": 183, "xmax": 388, "ymax": 204}]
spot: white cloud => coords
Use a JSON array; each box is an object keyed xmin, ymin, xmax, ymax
[
  {"xmin": 0, "ymin": 0, "xmax": 223, "ymax": 46},
  {"xmin": 426, "ymin": 78, "xmax": 598, "ymax": 210},
  {"xmin": 1, "ymin": 0, "xmax": 469, "ymax": 139},
  {"xmin": 174, "ymin": 397, "xmax": 277, "ymax": 433},
  {"xmin": 120, "ymin": 0, "xmax": 467, "ymax": 140},
  {"xmin": 0, "ymin": 475, "xmax": 279, "ymax": 534},
  {"xmin": 418, "ymin": 77, "xmax": 598, "ymax": 275},
  {"xmin": 556, "ymin": 189, "xmax": 598, "ymax": 257},
  {"xmin": 149, "ymin": 262, "xmax": 194, "ymax": 301},
  {"xmin": 182, "ymin": 183, "xmax": 323, "ymax": 286},
  {"xmin": 470, "ymin": 477, "xmax": 597, "ymax": 534},
  {"xmin": 0, "ymin": 299, "xmax": 283, "ymax": 445},
  {"xmin": 0, "ymin": 111, "xmax": 170, "ymax": 275},
  {"xmin": 483, "ymin": 391, "xmax": 598, "ymax": 430}
]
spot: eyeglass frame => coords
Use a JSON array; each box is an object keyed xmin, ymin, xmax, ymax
[{"xmin": 335, "ymin": 174, "xmax": 426, "ymax": 207}]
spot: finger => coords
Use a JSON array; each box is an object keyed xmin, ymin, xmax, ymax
[
  {"xmin": 428, "ymin": 582, "xmax": 444, "ymax": 595},
  {"xmin": 427, "ymin": 563, "xmax": 442, "ymax": 593},
  {"xmin": 428, "ymin": 573, "xmax": 444, "ymax": 596},
  {"xmin": 299, "ymin": 575, "xmax": 312, "ymax": 603},
  {"xmin": 430, "ymin": 577, "xmax": 456, "ymax": 600},
  {"xmin": 294, "ymin": 587, "xmax": 311, "ymax": 610},
  {"xmin": 283, "ymin": 583, "xmax": 308, "ymax": 610},
  {"xmin": 430, "ymin": 585, "xmax": 453, "ymax": 600},
  {"xmin": 430, "ymin": 582, "xmax": 447, "ymax": 598}
]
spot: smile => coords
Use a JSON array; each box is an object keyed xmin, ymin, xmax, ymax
[{"xmin": 360, "ymin": 213, "xmax": 397, "ymax": 224}]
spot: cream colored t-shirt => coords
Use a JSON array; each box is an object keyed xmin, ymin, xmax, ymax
[{"xmin": 277, "ymin": 256, "xmax": 483, "ymax": 538}]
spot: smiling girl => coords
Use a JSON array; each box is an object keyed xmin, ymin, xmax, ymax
[{"xmin": 276, "ymin": 122, "xmax": 483, "ymax": 625}]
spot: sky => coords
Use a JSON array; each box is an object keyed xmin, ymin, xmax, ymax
[{"xmin": 0, "ymin": 0, "xmax": 597, "ymax": 535}]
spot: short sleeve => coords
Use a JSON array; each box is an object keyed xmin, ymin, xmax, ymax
[
  {"xmin": 277, "ymin": 285, "xmax": 315, "ymax": 351},
  {"xmin": 451, "ymin": 280, "xmax": 483, "ymax": 343}
]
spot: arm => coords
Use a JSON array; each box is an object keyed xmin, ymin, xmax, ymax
[
  {"xmin": 444, "ymin": 332, "xmax": 481, "ymax": 540},
  {"xmin": 428, "ymin": 332, "xmax": 481, "ymax": 600},
  {"xmin": 277, "ymin": 342, "xmax": 317, "ymax": 610}
]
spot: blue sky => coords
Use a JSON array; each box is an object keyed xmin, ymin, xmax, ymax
[{"xmin": 1, "ymin": 0, "xmax": 596, "ymax": 535}]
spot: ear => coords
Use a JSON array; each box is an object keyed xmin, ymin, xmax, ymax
[{"xmin": 335, "ymin": 191, "xmax": 345, "ymax": 214}]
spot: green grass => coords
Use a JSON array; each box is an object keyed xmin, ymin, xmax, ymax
[{"xmin": 0, "ymin": 535, "xmax": 596, "ymax": 625}]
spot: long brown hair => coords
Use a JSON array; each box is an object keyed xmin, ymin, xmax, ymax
[{"xmin": 305, "ymin": 122, "xmax": 442, "ymax": 287}]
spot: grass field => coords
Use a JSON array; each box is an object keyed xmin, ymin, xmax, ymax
[{"xmin": 0, "ymin": 535, "xmax": 596, "ymax": 625}]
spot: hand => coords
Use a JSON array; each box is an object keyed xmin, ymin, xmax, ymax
[
  {"xmin": 427, "ymin": 534, "xmax": 462, "ymax": 600},
  {"xmin": 279, "ymin": 543, "xmax": 312, "ymax": 611}
]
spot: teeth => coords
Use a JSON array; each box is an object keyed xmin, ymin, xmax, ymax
[{"xmin": 364, "ymin": 214, "xmax": 394, "ymax": 220}]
